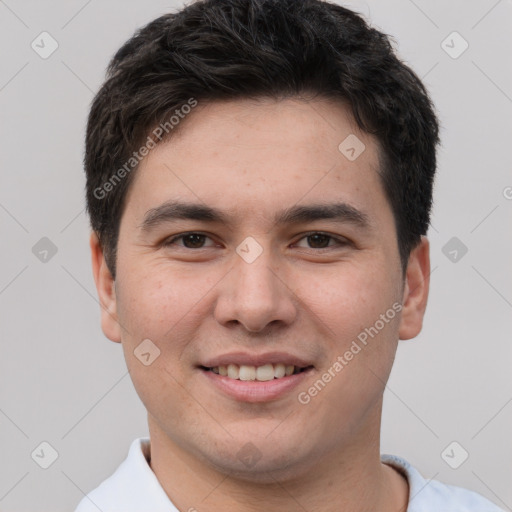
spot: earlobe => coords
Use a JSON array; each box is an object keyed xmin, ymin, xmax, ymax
[
  {"xmin": 90, "ymin": 232, "xmax": 122, "ymax": 343},
  {"xmin": 398, "ymin": 236, "xmax": 430, "ymax": 341}
]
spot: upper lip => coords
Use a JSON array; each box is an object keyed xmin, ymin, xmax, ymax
[{"xmin": 200, "ymin": 351, "xmax": 314, "ymax": 369}]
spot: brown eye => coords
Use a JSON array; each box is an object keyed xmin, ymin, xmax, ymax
[
  {"xmin": 306, "ymin": 233, "xmax": 331, "ymax": 248},
  {"xmin": 163, "ymin": 232, "xmax": 215, "ymax": 249},
  {"xmin": 181, "ymin": 234, "xmax": 207, "ymax": 248},
  {"xmin": 295, "ymin": 232, "xmax": 347, "ymax": 250}
]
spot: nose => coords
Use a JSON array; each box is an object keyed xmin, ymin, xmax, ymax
[{"xmin": 214, "ymin": 244, "xmax": 297, "ymax": 333}]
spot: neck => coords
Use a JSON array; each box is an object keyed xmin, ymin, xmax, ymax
[{"xmin": 147, "ymin": 409, "xmax": 409, "ymax": 512}]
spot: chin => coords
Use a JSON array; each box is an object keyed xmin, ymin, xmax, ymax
[
  {"xmin": 197, "ymin": 432, "xmax": 319, "ymax": 484},
  {"xmin": 211, "ymin": 453, "xmax": 312, "ymax": 484}
]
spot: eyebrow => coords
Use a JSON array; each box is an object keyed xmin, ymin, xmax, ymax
[{"xmin": 140, "ymin": 200, "xmax": 371, "ymax": 232}]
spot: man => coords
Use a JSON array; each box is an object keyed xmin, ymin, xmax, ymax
[{"xmin": 75, "ymin": 0, "xmax": 503, "ymax": 510}]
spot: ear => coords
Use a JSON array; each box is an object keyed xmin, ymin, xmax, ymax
[
  {"xmin": 90, "ymin": 232, "xmax": 122, "ymax": 343},
  {"xmin": 398, "ymin": 236, "xmax": 430, "ymax": 340}
]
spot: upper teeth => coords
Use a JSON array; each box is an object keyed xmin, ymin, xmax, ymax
[{"xmin": 211, "ymin": 363, "xmax": 297, "ymax": 381}]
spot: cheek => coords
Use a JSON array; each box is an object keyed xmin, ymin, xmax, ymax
[
  {"xmin": 113, "ymin": 261, "xmax": 229, "ymax": 400},
  {"xmin": 292, "ymin": 259, "xmax": 401, "ymax": 410},
  {"xmin": 115, "ymin": 263, "xmax": 211, "ymax": 342},
  {"xmin": 293, "ymin": 258, "xmax": 399, "ymax": 342},
  {"xmin": 113, "ymin": 266, "xmax": 206, "ymax": 425}
]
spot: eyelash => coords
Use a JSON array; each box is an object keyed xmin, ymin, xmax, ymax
[{"xmin": 161, "ymin": 231, "xmax": 349, "ymax": 251}]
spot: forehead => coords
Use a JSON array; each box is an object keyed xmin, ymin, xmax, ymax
[{"xmin": 124, "ymin": 97, "xmax": 391, "ymax": 229}]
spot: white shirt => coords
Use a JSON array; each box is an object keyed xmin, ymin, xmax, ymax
[{"xmin": 74, "ymin": 437, "xmax": 504, "ymax": 512}]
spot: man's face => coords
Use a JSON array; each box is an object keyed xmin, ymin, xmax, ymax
[{"xmin": 92, "ymin": 98, "xmax": 428, "ymax": 480}]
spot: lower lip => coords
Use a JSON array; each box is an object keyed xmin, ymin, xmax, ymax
[{"xmin": 200, "ymin": 368, "xmax": 313, "ymax": 403}]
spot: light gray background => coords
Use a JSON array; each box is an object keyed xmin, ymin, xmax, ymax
[{"xmin": 0, "ymin": 0, "xmax": 511, "ymax": 511}]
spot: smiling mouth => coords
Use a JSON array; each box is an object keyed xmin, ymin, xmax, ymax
[{"xmin": 199, "ymin": 363, "xmax": 314, "ymax": 382}]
